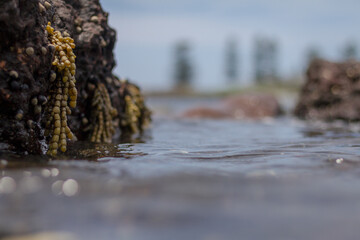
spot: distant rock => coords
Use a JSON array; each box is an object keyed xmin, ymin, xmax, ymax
[
  {"xmin": 294, "ymin": 59, "xmax": 360, "ymax": 121},
  {"xmin": 182, "ymin": 107, "xmax": 231, "ymax": 119},
  {"xmin": 182, "ymin": 94, "xmax": 282, "ymax": 120}
]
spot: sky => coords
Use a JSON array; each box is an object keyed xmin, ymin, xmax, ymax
[{"xmin": 101, "ymin": 0, "xmax": 360, "ymax": 92}]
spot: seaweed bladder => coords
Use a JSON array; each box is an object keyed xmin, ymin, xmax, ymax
[
  {"xmin": 90, "ymin": 83, "xmax": 118, "ymax": 143},
  {"xmin": 44, "ymin": 22, "xmax": 77, "ymax": 156}
]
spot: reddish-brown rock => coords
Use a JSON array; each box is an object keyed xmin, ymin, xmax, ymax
[
  {"xmin": 182, "ymin": 94, "xmax": 282, "ymax": 120},
  {"xmin": 182, "ymin": 107, "xmax": 231, "ymax": 119}
]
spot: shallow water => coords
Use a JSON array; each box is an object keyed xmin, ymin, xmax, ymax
[{"xmin": 1, "ymin": 97, "xmax": 360, "ymax": 240}]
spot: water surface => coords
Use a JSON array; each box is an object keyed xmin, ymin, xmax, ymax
[{"xmin": 1, "ymin": 97, "xmax": 360, "ymax": 240}]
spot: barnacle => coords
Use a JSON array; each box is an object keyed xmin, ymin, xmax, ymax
[
  {"xmin": 90, "ymin": 83, "xmax": 117, "ymax": 143},
  {"xmin": 44, "ymin": 22, "xmax": 77, "ymax": 156}
]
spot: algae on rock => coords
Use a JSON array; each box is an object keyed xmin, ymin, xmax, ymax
[
  {"xmin": 44, "ymin": 22, "xmax": 77, "ymax": 156},
  {"xmin": 118, "ymin": 80, "xmax": 151, "ymax": 135},
  {"xmin": 90, "ymin": 83, "xmax": 117, "ymax": 143}
]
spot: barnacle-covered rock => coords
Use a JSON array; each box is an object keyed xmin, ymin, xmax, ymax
[
  {"xmin": 295, "ymin": 59, "xmax": 360, "ymax": 121},
  {"xmin": 0, "ymin": 0, "xmax": 151, "ymax": 155},
  {"xmin": 90, "ymin": 83, "xmax": 117, "ymax": 143}
]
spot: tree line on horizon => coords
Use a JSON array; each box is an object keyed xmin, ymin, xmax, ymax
[{"xmin": 173, "ymin": 38, "xmax": 359, "ymax": 90}]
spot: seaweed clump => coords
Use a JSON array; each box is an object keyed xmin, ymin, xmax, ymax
[
  {"xmin": 44, "ymin": 22, "xmax": 77, "ymax": 156},
  {"xmin": 119, "ymin": 81, "xmax": 151, "ymax": 134},
  {"xmin": 90, "ymin": 83, "xmax": 118, "ymax": 143}
]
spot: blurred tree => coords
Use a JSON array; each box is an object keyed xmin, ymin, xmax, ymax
[
  {"xmin": 306, "ymin": 46, "xmax": 322, "ymax": 63},
  {"xmin": 342, "ymin": 41, "xmax": 357, "ymax": 61},
  {"xmin": 224, "ymin": 38, "xmax": 239, "ymax": 84},
  {"xmin": 253, "ymin": 37, "xmax": 278, "ymax": 84},
  {"xmin": 173, "ymin": 41, "xmax": 193, "ymax": 90},
  {"xmin": 304, "ymin": 46, "xmax": 322, "ymax": 71}
]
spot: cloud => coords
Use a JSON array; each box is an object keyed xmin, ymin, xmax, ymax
[
  {"xmin": 103, "ymin": 0, "xmax": 360, "ymax": 47},
  {"xmin": 110, "ymin": 15, "xmax": 254, "ymax": 46},
  {"xmin": 102, "ymin": 0, "xmax": 360, "ymax": 16}
]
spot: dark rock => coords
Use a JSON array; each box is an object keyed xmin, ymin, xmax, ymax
[
  {"xmin": 182, "ymin": 94, "xmax": 282, "ymax": 120},
  {"xmin": 9, "ymin": 81, "xmax": 21, "ymax": 91},
  {"xmin": 0, "ymin": 0, "xmax": 150, "ymax": 155},
  {"xmin": 294, "ymin": 59, "xmax": 360, "ymax": 121}
]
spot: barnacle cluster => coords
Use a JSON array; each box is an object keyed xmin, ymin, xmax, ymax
[
  {"xmin": 90, "ymin": 83, "xmax": 118, "ymax": 143},
  {"xmin": 44, "ymin": 22, "xmax": 77, "ymax": 156}
]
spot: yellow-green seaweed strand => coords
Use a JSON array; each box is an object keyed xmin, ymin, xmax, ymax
[{"xmin": 45, "ymin": 22, "xmax": 77, "ymax": 156}]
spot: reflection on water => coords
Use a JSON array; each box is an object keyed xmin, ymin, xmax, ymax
[{"xmin": 1, "ymin": 100, "xmax": 360, "ymax": 239}]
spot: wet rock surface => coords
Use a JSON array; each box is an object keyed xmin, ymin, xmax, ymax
[
  {"xmin": 295, "ymin": 59, "xmax": 360, "ymax": 121},
  {"xmin": 182, "ymin": 94, "xmax": 282, "ymax": 120},
  {"xmin": 0, "ymin": 0, "xmax": 150, "ymax": 155}
]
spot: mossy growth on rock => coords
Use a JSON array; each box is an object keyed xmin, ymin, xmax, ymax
[
  {"xmin": 44, "ymin": 22, "xmax": 77, "ymax": 156},
  {"xmin": 90, "ymin": 83, "xmax": 118, "ymax": 143}
]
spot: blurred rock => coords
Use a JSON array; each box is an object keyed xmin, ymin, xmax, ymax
[
  {"xmin": 222, "ymin": 94, "xmax": 282, "ymax": 119},
  {"xmin": 295, "ymin": 59, "xmax": 360, "ymax": 121},
  {"xmin": 182, "ymin": 94, "xmax": 282, "ymax": 119},
  {"xmin": 182, "ymin": 107, "xmax": 231, "ymax": 119}
]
